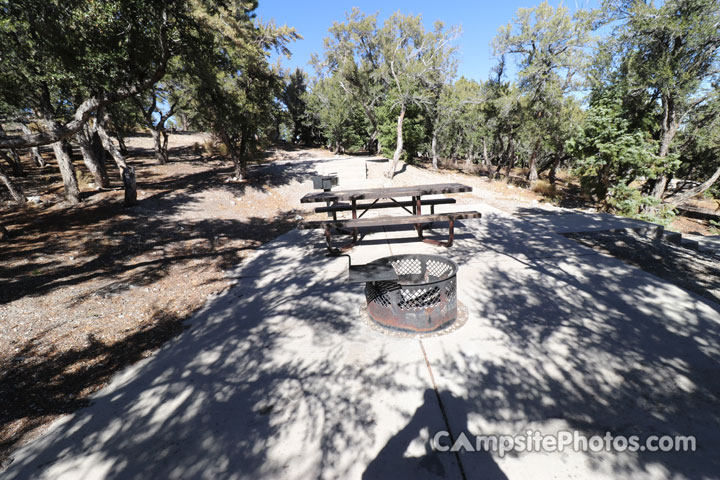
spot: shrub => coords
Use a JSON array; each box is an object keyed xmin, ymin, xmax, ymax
[{"xmin": 606, "ymin": 182, "xmax": 676, "ymax": 226}]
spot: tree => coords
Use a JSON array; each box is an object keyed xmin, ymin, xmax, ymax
[
  {"xmin": 566, "ymin": 90, "xmax": 671, "ymax": 205},
  {"xmin": 0, "ymin": 0, "xmax": 179, "ymax": 150},
  {"xmin": 182, "ymin": 2, "xmax": 298, "ymax": 180},
  {"xmin": 493, "ymin": 1, "xmax": 596, "ymax": 184},
  {"xmin": 377, "ymin": 14, "xmax": 460, "ymax": 177},
  {"xmin": 134, "ymin": 80, "xmax": 183, "ymax": 164},
  {"xmin": 282, "ymin": 69, "xmax": 312, "ymax": 145},
  {"xmin": 313, "ymin": 9, "xmax": 385, "ymax": 153},
  {"xmin": 600, "ymin": 0, "xmax": 720, "ymax": 200}
]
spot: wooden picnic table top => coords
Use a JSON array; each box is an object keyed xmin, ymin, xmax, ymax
[{"xmin": 300, "ymin": 182, "xmax": 472, "ymax": 203}]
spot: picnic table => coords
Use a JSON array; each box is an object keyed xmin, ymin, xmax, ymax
[{"xmin": 299, "ymin": 183, "xmax": 482, "ymax": 254}]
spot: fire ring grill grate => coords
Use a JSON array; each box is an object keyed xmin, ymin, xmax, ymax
[{"xmin": 364, "ymin": 254, "xmax": 458, "ymax": 333}]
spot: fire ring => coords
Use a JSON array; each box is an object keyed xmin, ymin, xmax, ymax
[{"xmin": 364, "ymin": 254, "xmax": 458, "ymax": 333}]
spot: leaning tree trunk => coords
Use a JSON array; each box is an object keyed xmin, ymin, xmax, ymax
[
  {"xmin": 431, "ymin": 130, "xmax": 439, "ymax": 170},
  {"xmin": 96, "ymin": 112, "xmax": 137, "ymax": 206},
  {"xmin": 1, "ymin": 150, "xmax": 23, "ymax": 177},
  {"xmin": 0, "ymin": 164, "xmax": 26, "ymax": 205},
  {"xmin": 666, "ymin": 164, "xmax": 720, "ymax": 206},
  {"xmin": 76, "ymin": 125, "xmax": 110, "ymax": 188},
  {"xmin": 389, "ymin": 104, "xmax": 406, "ymax": 179}
]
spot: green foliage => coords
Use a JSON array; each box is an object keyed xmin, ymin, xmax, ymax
[
  {"xmin": 567, "ymin": 92, "xmax": 676, "ymax": 200},
  {"xmin": 282, "ymin": 68, "xmax": 313, "ymax": 144},
  {"xmin": 606, "ymin": 182, "xmax": 677, "ymax": 226}
]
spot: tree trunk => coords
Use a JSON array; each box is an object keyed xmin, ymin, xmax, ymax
[
  {"xmin": 482, "ymin": 138, "xmax": 491, "ymax": 167},
  {"xmin": 527, "ymin": 139, "xmax": 541, "ymax": 184},
  {"xmin": 503, "ymin": 138, "xmax": 515, "ymax": 179},
  {"xmin": 465, "ymin": 142, "xmax": 475, "ymax": 168},
  {"xmin": 218, "ymin": 128, "xmax": 243, "ymax": 180},
  {"xmin": 666, "ymin": 164, "xmax": 720, "ymax": 205},
  {"xmin": 431, "ymin": 131, "xmax": 438, "ymax": 170},
  {"xmin": 96, "ymin": 112, "xmax": 136, "ymax": 206},
  {"xmin": 19, "ymin": 124, "xmax": 45, "ymax": 166},
  {"xmin": 150, "ymin": 128, "xmax": 167, "ymax": 164},
  {"xmin": 548, "ymin": 155, "xmax": 562, "ymax": 186},
  {"xmin": 1, "ymin": 151, "xmax": 23, "ymax": 177},
  {"xmin": 651, "ymin": 95, "xmax": 680, "ymax": 199},
  {"xmin": 76, "ymin": 125, "xmax": 110, "ymax": 188},
  {"xmin": 115, "ymin": 133, "xmax": 129, "ymax": 156},
  {"xmin": 389, "ymin": 103, "xmax": 406, "ymax": 179},
  {"xmin": 51, "ymin": 140, "xmax": 81, "ymax": 204},
  {"xmin": 0, "ymin": 164, "xmax": 26, "ymax": 205}
]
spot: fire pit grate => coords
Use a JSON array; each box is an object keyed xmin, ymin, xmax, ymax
[{"xmin": 363, "ymin": 254, "xmax": 458, "ymax": 333}]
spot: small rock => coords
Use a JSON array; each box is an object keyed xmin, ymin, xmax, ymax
[
  {"xmin": 27, "ymin": 196, "xmax": 43, "ymax": 204},
  {"xmin": 295, "ymin": 215, "xmax": 303, "ymax": 221}
]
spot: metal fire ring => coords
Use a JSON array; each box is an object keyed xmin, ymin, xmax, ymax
[{"xmin": 364, "ymin": 254, "xmax": 458, "ymax": 333}]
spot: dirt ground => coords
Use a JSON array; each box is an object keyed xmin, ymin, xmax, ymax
[
  {"xmin": 1, "ymin": 137, "xmax": 718, "ymax": 466},
  {"xmin": 0, "ymin": 134, "xmax": 321, "ymax": 464}
]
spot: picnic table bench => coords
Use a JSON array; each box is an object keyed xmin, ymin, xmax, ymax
[{"xmin": 299, "ymin": 183, "xmax": 481, "ymax": 254}]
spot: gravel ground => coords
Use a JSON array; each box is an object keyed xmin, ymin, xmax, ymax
[{"xmin": 565, "ymin": 230, "xmax": 720, "ymax": 304}]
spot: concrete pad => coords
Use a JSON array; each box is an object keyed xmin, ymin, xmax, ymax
[
  {"xmin": 422, "ymin": 249, "xmax": 720, "ymax": 479},
  {"xmin": 511, "ymin": 206, "xmax": 663, "ymax": 236}
]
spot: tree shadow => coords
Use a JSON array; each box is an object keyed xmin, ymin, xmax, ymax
[
  {"xmin": 425, "ymin": 214, "xmax": 720, "ymax": 477},
  {"xmin": 1, "ymin": 235, "xmax": 427, "ymax": 479}
]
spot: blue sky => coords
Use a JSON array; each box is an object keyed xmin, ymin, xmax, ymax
[{"xmin": 256, "ymin": 0, "xmax": 600, "ymax": 82}]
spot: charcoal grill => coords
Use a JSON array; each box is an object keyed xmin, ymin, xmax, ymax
[{"xmin": 350, "ymin": 254, "xmax": 458, "ymax": 333}]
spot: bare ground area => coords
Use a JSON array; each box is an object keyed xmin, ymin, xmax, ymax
[
  {"xmin": 0, "ymin": 134, "xmax": 322, "ymax": 464},
  {"xmin": 565, "ymin": 230, "xmax": 720, "ymax": 304}
]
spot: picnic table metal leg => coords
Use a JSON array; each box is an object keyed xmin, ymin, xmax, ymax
[
  {"xmin": 417, "ymin": 218, "xmax": 455, "ymax": 247},
  {"xmin": 351, "ymin": 198, "xmax": 358, "ymax": 243}
]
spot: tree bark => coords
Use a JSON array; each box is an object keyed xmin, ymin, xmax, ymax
[
  {"xmin": 51, "ymin": 140, "xmax": 81, "ymax": 204},
  {"xmin": 503, "ymin": 138, "xmax": 515, "ymax": 179},
  {"xmin": 527, "ymin": 139, "xmax": 541, "ymax": 184},
  {"xmin": 96, "ymin": 112, "xmax": 137, "ymax": 205},
  {"xmin": 389, "ymin": 103, "xmax": 406, "ymax": 179},
  {"xmin": 0, "ymin": 164, "xmax": 26, "ymax": 205},
  {"xmin": 548, "ymin": 154, "xmax": 562, "ymax": 186},
  {"xmin": 482, "ymin": 138, "xmax": 491, "ymax": 167},
  {"xmin": 651, "ymin": 95, "xmax": 680, "ymax": 199},
  {"xmin": 76, "ymin": 124, "xmax": 110, "ymax": 188},
  {"xmin": 150, "ymin": 128, "xmax": 167, "ymax": 164},
  {"xmin": 19, "ymin": 124, "xmax": 45, "ymax": 166},
  {"xmin": 431, "ymin": 131, "xmax": 438, "ymax": 170},
  {"xmin": 218, "ymin": 128, "xmax": 243, "ymax": 180}
]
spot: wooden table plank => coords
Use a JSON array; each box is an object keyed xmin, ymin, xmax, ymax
[{"xmin": 300, "ymin": 183, "xmax": 472, "ymax": 203}]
